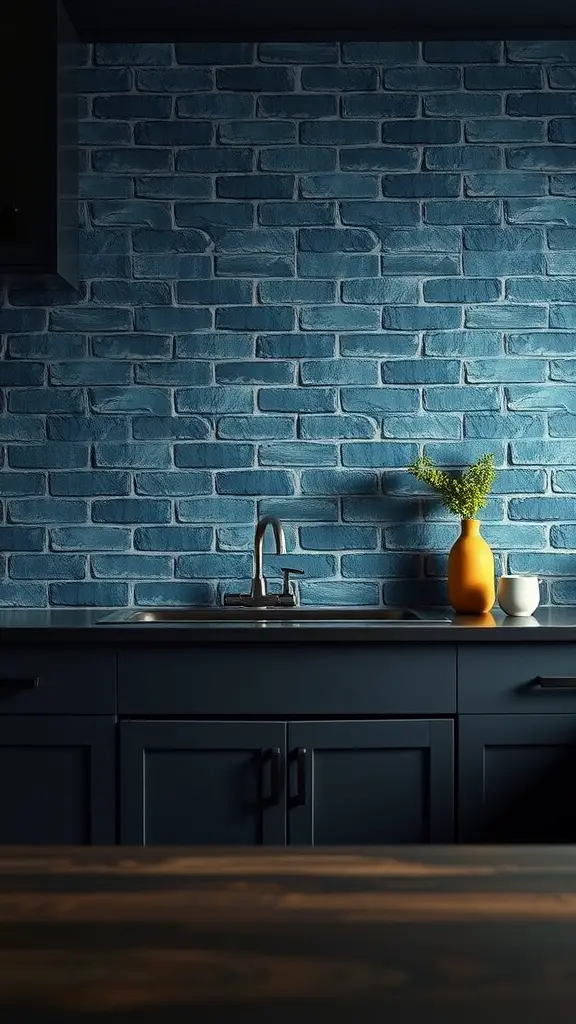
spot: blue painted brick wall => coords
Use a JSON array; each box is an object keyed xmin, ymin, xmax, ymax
[{"xmin": 3, "ymin": 39, "xmax": 576, "ymax": 607}]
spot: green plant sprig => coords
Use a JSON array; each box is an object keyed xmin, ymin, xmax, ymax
[{"xmin": 408, "ymin": 453, "xmax": 496, "ymax": 520}]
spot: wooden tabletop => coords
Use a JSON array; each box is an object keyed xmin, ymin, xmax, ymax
[{"xmin": 3, "ymin": 846, "xmax": 576, "ymax": 1023}]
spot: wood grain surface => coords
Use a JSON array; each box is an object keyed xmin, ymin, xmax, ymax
[{"xmin": 2, "ymin": 846, "xmax": 576, "ymax": 1023}]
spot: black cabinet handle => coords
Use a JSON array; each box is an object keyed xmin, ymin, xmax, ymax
[
  {"xmin": 262, "ymin": 748, "xmax": 281, "ymax": 806},
  {"xmin": 0, "ymin": 678, "xmax": 38, "ymax": 690},
  {"xmin": 534, "ymin": 676, "xmax": 576, "ymax": 690},
  {"xmin": 294, "ymin": 747, "xmax": 307, "ymax": 806}
]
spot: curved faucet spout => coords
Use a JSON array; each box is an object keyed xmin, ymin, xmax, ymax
[{"xmin": 252, "ymin": 516, "xmax": 286, "ymax": 600}]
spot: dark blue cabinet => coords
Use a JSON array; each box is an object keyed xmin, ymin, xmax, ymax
[
  {"xmin": 459, "ymin": 714, "xmax": 576, "ymax": 843},
  {"xmin": 0, "ymin": 717, "xmax": 115, "ymax": 844},
  {"xmin": 120, "ymin": 721, "xmax": 287, "ymax": 845},
  {"xmin": 288, "ymin": 720, "xmax": 454, "ymax": 844}
]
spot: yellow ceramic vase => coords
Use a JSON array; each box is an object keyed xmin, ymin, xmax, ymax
[{"xmin": 448, "ymin": 519, "xmax": 495, "ymax": 614}]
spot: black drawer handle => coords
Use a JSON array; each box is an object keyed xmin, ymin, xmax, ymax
[
  {"xmin": 0, "ymin": 678, "xmax": 38, "ymax": 690},
  {"xmin": 534, "ymin": 677, "xmax": 576, "ymax": 690},
  {"xmin": 262, "ymin": 748, "xmax": 281, "ymax": 806},
  {"xmin": 291, "ymin": 747, "xmax": 307, "ymax": 807}
]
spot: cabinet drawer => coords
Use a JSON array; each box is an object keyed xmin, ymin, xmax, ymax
[
  {"xmin": 0, "ymin": 648, "xmax": 115, "ymax": 714},
  {"xmin": 459, "ymin": 644, "xmax": 576, "ymax": 714},
  {"xmin": 118, "ymin": 644, "xmax": 456, "ymax": 717}
]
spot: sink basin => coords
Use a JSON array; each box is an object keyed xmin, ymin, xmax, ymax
[{"xmin": 97, "ymin": 607, "xmax": 450, "ymax": 624}]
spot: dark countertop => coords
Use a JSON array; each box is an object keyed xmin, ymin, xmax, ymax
[
  {"xmin": 0, "ymin": 605, "xmax": 575, "ymax": 643},
  {"xmin": 2, "ymin": 845, "xmax": 576, "ymax": 1022}
]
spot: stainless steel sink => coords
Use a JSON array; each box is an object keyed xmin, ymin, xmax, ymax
[{"xmin": 97, "ymin": 607, "xmax": 450, "ymax": 624}]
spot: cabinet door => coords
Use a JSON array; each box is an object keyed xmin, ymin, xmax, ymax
[
  {"xmin": 287, "ymin": 720, "xmax": 454, "ymax": 845},
  {"xmin": 0, "ymin": 717, "xmax": 115, "ymax": 844},
  {"xmin": 120, "ymin": 722, "xmax": 286, "ymax": 845},
  {"xmin": 459, "ymin": 715, "xmax": 576, "ymax": 842}
]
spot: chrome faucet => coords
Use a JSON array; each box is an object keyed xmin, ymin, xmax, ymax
[{"xmin": 224, "ymin": 516, "xmax": 304, "ymax": 608}]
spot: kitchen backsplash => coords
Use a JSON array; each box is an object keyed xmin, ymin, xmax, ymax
[{"xmin": 1, "ymin": 39, "xmax": 576, "ymax": 607}]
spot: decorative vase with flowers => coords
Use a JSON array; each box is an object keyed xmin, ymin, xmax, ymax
[{"xmin": 408, "ymin": 453, "xmax": 496, "ymax": 615}]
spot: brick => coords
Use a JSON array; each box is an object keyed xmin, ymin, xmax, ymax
[
  {"xmin": 49, "ymin": 471, "xmax": 129, "ymax": 496},
  {"xmin": 463, "ymin": 252, "xmax": 544, "ymax": 275},
  {"xmin": 135, "ymin": 307, "xmax": 211, "ymax": 332},
  {"xmin": 300, "ymin": 306, "xmax": 381, "ymax": 331},
  {"xmin": 466, "ymin": 173, "xmax": 546, "ymax": 196},
  {"xmin": 340, "ymin": 334, "xmax": 419, "ymax": 357},
  {"xmin": 259, "ymin": 202, "xmax": 335, "ymax": 226},
  {"xmin": 509, "ymin": 497, "xmax": 576, "ymax": 521},
  {"xmin": 0, "ymin": 417, "xmax": 44, "ymax": 443},
  {"xmin": 551, "ymin": 175, "xmax": 576, "ymax": 196},
  {"xmin": 176, "ymin": 335, "xmax": 254, "ymax": 358},
  {"xmin": 549, "ymin": 67, "xmax": 576, "ymax": 88},
  {"xmin": 9, "ymin": 554, "xmax": 85, "ymax": 580},
  {"xmin": 218, "ymin": 470, "xmax": 297, "ymax": 497},
  {"xmin": 49, "ymin": 307, "xmax": 132, "ymax": 332},
  {"xmin": 216, "ymin": 254, "xmax": 294, "ymax": 276},
  {"xmin": 511, "ymin": 440, "xmax": 576, "ymax": 464},
  {"xmin": 300, "ymin": 174, "xmax": 379, "ymax": 199},
  {"xmin": 174, "ymin": 202, "xmax": 253, "ymax": 229},
  {"xmin": 493, "ymin": 469, "xmax": 547, "ymax": 493},
  {"xmin": 49, "ymin": 582, "xmax": 128, "ymax": 606},
  {"xmin": 469, "ymin": 66, "xmax": 543, "ymax": 89},
  {"xmin": 217, "ymin": 417, "xmax": 296, "ymax": 440},
  {"xmin": 300, "ymin": 415, "xmax": 375, "ymax": 440},
  {"xmin": 178, "ymin": 498, "xmax": 254, "ymax": 523},
  {"xmin": 383, "ymin": 174, "xmax": 460, "ymax": 198},
  {"xmin": 136, "ymin": 68, "xmax": 212, "ymax": 92},
  {"xmin": 258, "ymin": 389, "xmax": 336, "ymax": 413},
  {"xmin": 91, "ymin": 199, "xmax": 173, "ymax": 228},
  {"xmin": 551, "ymin": 525, "xmax": 576, "ymax": 549},
  {"xmin": 256, "ymin": 334, "xmax": 335, "ymax": 358},
  {"xmin": 134, "ymin": 122, "xmax": 212, "ymax": 147},
  {"xmin": 92, "ymin": 148, "xmax": 171, "ymax": 174},
  {"xmin": 134, "ymin": 583, "xmax": 214, "ymax": 606},
  {"xmin": 49, "ymin": 362, "xmax": 131, "ymax": 386},
  {"xmin": 260, "ymin": 148, "xmax": 336, "ymax": 172},
  {"xmin": 300, "ymin": 122, "xmax": 379, "ymax": 145},
  {"xmin": 424, "ymin": 41, "xmax": 501, "ymax": 61},
  {"xmin": 81, "ymin": 255, "xmax": 132, "ymax": 278},
  {"xmin": 383, "ymin": 359, "xmax": 460, "ymax": 384},
  {"xmin": 7, "ymin": 389, "xmax": 83, "ymax": 415},
  {"xmin": 386, "ymin": 66, "xmax": 460, "ymax": 90},
  {"xmin": 465, "ymin": 412, "xmax": 544, "ymax": 437},
  {"xmin": 74, "ymin": 66, "xmax": 132, "ymax": 91},
  {"xmin": 508, "ymin": 333, "xmax": 576, "ymax": 355},
  {"xmin": 342, "ymin": 278, "xmax": 419, "ymax": 303},
  {"xmin": 300, "ymin": 526, "xmax": 377, "ymax": 551},
  {"xmin": 80, "ymin": 227, "xmax": 130, "ymax": 254},
  {"xmin": 550, "ymin": 412, "xmax": 576, "ymax": 435},
  {"xmin": 425, "ymin": 94, "xmax": 502, "ymax": 117},
  {"xmin": 383, "ymin": 120, "xmax": 460, "ymax": 144},
  {"xmin": 258, "ymin": 442, "xmax": 337, "ymax": 467},
  {"xmin": 425, "ymin": 386, "xmax": 500, "ymax": 411},
  {"xmin": 212, "ymin": 228, "xmax": 294, "ymax": 252},
  {"xmin": 342, "ymin": 442, "xmax": 417, "ymax": 468},
  {"xmin": 177, "ymin": 280, "xmax": 252, "ymax": 305},
  {"xmin": 342, "ymin": 553, "xmax": 420, "ymax": 577},
  {"xmin": 79, "ymin": 123, "xmax": 132, "ymax": 145},
  {"xmin": 174, "ymin": 443, "xmax": 253, "ymax": 469},
  {"xmin": 342, "ymin": 388, "xmax": 419, "ymax": 414},
  {"xmin": 343, "ymin": 41, "xmax": 418, "ymax": 62},
  {"xmin": 298, "ymin": 253, "xmax": 379, "ymax": 277},
  {"xmin": 257, "ymin": 95, "xmax": 336, "ymax": 119},
  {"xmin": 463, "ymin": 226, "xmax": 545, "ymax": 250},
  {"xmin": 382, "ymin": 414, "xmax": 461, "ymax": 439},
  {"xmin": 300, "ymin": 581, "xmax": 380, "ymax": 605},
  {"xmin": 80, "ymin": 175, "xmax": 133, "ymax": 200},
  {"xmin": 134, "ymin": 527, "xmax": 212, "ymax": 551},
  {"xmin": 177, "ymin": 149, "xmax": 252, "ymax": 173},
  {"xmin": 0, "ymin": 363, "xmax": 43, "ymax": 386},
  {"xmin": 135, "ymin": 472, "xmax": 211, "ymax": 496},
  {"xmin": 380, "ymin": 227, "xmax": 461, "ymax": 251},
  {"xmin": 382, "ymin": 253, "xmax": 460, "ymax": 276},
  {"xmin": 91, "ymin": 281, "xmax": 170, "ymax": 306},
  {"xmin": 8, "ymin": 498, "xmax": 87, "ymax": 524},
  {"xmin": 90, "ymin": 387, "xmax": 171, "ymax": 415},
  {"xmin": 511, "ymin": 554, "xmax": 576, "ymax": 577},
  {"xmin": 134, "ymin": 254, "xmax": 212, "ymax": 279},
  {"xmin": 383, "ymin": 307, "xmax": 462, "ymax": 330},
  {"xmin": 0, "ymin": 583, "xmax": 47, "ymax": 607},
  {"xmin": 424, "ymin": 332, "xmax": 503, "ymax": 357},
  {"xmin": 507, "ymin": 279, "xmax": 576, "ymax": 302},
  {"xmin": 426, "ymin": 200, "xmax": 500, "ymax": 224},
  {"xmin": 302, "ymin": 67, "xmax": 377, "ymax": 91},
  {"xmin": 550, "ymin": 352, "xmax": 576, "ymax": 373},
  {"xmin": 508, "ymin": 198, "xmax": 576, "ymax": 224},
  {"xmin": 95, "ymin": 42, "xmax": 171, "ymax": 63},
  {"xmin": 340, "ymin": 147, "xmax": 419, "ymax": 171},
  {"xmin": 299, "ymin": 227, "xmax": 378, "ymax": 252},
  {"xmin": 423, "ymin": 278, "xmax": 500, "ymax": 302},
  {"xmin": 135, "ymin": 177, "xmax": 211, "ymax": 200},
  {"xmin": 548, "ymin": 228, "xmax": 576, "ymax": 249},
  {"xmin": 259, "ymin": 280, "xmax": 335, "ymax": 303},
  {"xmin": 132, "ymin": 417, "xmax": 210, "ymax": 442},
  {"xmin": 176, "ymin": 43, "xmax": 253, "ymax": 63},
  {"xmin": 259, "ymin": 42, "xmax": 337, "ymax": 62},
  {"xmin": 425, "ymin": 146, "xmax": 502, "ymax": 170},
  {"xmin": 217, "ymin": 175, "xmax": 294, "ymax": 199},
  {"xmin": 424, "ymin": 441, "xmax": 506, "ymax": 466},
  {"xmin": 300, "ymin": 361, "xmax": 378, "ymax": 385},
  {"xmin": 216, "ymin": 306, "xmax": 294, "ymax": 331},
  {"xmin": 507, "ymin": 40, "xmax": 576, "ymax": 61},
  {"xmin": 261, "ymin": 554, "xmax": 336, "ymax": 579},
  {"xmin": 0, "ymin": 310, "xmax": 45, "ymax": 333},
  {"xmin": 93, "ymin": 95, "xmax": 171, "ymax": 119},
  {"xmin": 176, "ymin": 388, "xmax": 253, "ymax": 414},
  {"xmin": 301, "ymin": 470, "xmax": 378, "ymax": 494},
  {"xmin": 8, "ymin": 443, "xmax": 88, "ymax": 469},
  {"xmin": 508, "ymin": 93, "xmax": 576, "ymax": 116},
  {"xmin": 93, "ymin": 443, "xmax": 170, "ymax": 469},
  {"xmin": 91, "ymin": 335, "xmax": 172, "ymax": 360},
  {"xmin": 216, "ymin": 67, "xmax": 294, "ymax": 91},
  {"xmin": 50, "ymin": 527, "xmax": 130, "ymax": 551},
  {"xmin": 0, "ymin": 473, "xmax": 45, "ymax": 497},
  {"xmin": 8, "ymin": 335, "xmax": 85, "ymax": 360},
  {"xmin": 507, "ymin": 385, "xmax": 576, "ymax": 411},
  {"xmin": 258, "ymin": 497, "xmax": 338, "ymax": 521},
  {"xmin": 465, "ymin": 305, "xmax": 547, "ymax": 328},
  {"xmin": 91, "ymin": 554, "xmax": 172, "ymax": 579},
  {"xmin": 92, "ymin": 499, "xmax": 171, "ymax": 524},
  {"xmin": 553, "ymin": 470, "xmax": 576, "ymax": 491},
  {"xmin": 466, "ymin": 120, "xmax": 545, "ymax": 143},
  {"xmin": 342, "ymin": 95, "xmax": 418, "ymax": 119},
  {"xmin": 217, "ymin": 121, "xmax": 296, "ymax": 146},
  {"xmin": 0, "ymin": 527, "xmax": 43, "ymax": 551},
  {"xmin": 177, "ymin": 95, "xmax": 254, "ymax": 119},
  {"xmin": 385, "ymin": 523, "xmax": 459, "ymax": 551}
]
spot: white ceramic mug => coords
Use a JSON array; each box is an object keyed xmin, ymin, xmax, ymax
[{"xmin": 497, "ymin": 575, "xmax": 540, "ymax": 617}]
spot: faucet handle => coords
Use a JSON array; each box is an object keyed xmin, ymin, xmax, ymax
[{"xmin": 280, "ymin": 567, "xmax": 305, "ymax": 602}]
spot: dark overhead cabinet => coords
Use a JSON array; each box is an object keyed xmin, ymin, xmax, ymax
[{"xmin": 0, "ymin": 1, "xmax": 80, "ymax": 285}]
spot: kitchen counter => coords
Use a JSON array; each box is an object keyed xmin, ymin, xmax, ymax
[
  {"xmin": 2, "ymin": 845, "xmax": 576, "ymax": 1022},
  {"xmin": 0, "ymin": 605, "xmax": 576, "ymax": 643}
]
